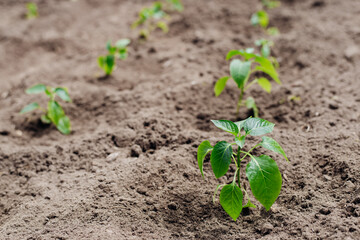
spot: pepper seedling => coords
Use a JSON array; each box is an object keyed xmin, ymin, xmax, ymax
[
  {"xmin": 20, "ymin": 84, "xmax": 71, "ymax": 135},
  {"xmin": 214, "ymin": 48, "xmax": 281, "ymax": 117},
  {"xmin": 197, "ymin": 118, "xmax": 288, "ymax": 221},
  {"xmin": 132, "ymin": 0, "xmax": 183, "ymax": 39},
  {"xmin": 98, "ymin": 39, "xmax": 130, "ymax": 76},
  {"xmin": 261, "ymin": 0, "xmax": 280, "ymax": 9},
  {"xmin": 26, "ymin": 2, "xmax": 38, "ymax": 19},
  {"xmin": 251, "ymin": 1, "xmax": 280, "ymax": 36},
  {"xmin": 255, "ymin": 39, "xmax": 279, "ymax": 68}
]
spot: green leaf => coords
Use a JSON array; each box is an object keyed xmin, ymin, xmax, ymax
[
  {"xmin": 157, "ymin": 21, "xmax": 169, "ymax": 33},
  {"xmin": 20, "ymin": 102, "xmax": 39, "ymax": 114},
  {"xmin": 226, "ymin": 50, "xmax": 257, "ymax": 61},
  {"xmin": 235, "ymin": 136, "xmax": 245, "ymax": 148},
  {"xmin": 210, "ymin": 141, "xmax": 233, "ymax": 178},
  {"xmin": 197, "ymin": 140, "xmax": 213, "ymax": 178},
  {"xmin": 26, "ymin": 84, "xmax": 46, "ymax": 94},
  {"xmin": 47, "ymin": 100, "xmax": 65, "ymax": 125},
  {"xmin": 234, "ymin": 119, "xmax": 247, "ymax": 132},
  {"xmin": 211, "ymin": 120, "xmax": 239, "ymax": 136},
  {"xmin": 246, "ymin": 155, "xmax": 282, "ymax": 211},
  {"xmin": 244, "ymin": 118, "xmax": 274, "ymax": 136},
  {"xmin": 220, "ymin": 183, "xmax": 243, "ymax": 221},
  {"xmin": 118, "ymin": 48, "xmax": 128, "ymax": 60},
  {"xmin": 41, "ymin": 114, "xmax": 51, "ymax": 124},
  {"xmin": 260, "ymin": 136, "xmax": 288, "ymax": 161},
  {"xmin": 230, "ymin": 59, "xmax": 251, "ymax": 88},
  {"xmin": 257, "ymin": 77, "xmax": 272, "ymax": 93},
  {"xmin": 261, "ymin": 44, "xmax": 271, "ymax": 58},
  {"xmin": 214, "ymin": 76, "xmax": 230, "ymax": 97},
  {"xmin": 115, "ymin": 39, "xmax": 131, "ymax": 49},
  {"xmin": 56, "ymin": 116, "xmax": 71, "ymax": 135},
  {"xmin": 55, "ymin": 88, "xmax": 71, "ymax": 102},
  {"xmin": 251, "ymin": 10, "xmax": 269, "ymax": 28},
  {"xmin": 254, "ymin": 56, "xmax": 281, "ymax": 84}
]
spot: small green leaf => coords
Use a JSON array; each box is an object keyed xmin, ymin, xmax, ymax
[
  {"xmin": 55, "ymin": 88, "xmax": 71, "ymax": 102},
  {"xmin": 243, "ymin": 199, "xmax": 257, "ymax": 208},
  {"xmin": 210, "ymin": 141, "xmax": 233, "ymax": 178},
  {"xmin": 226, "ymin": 50, "xmax": 257, "ymax": 61},
  {"xmin": 220, "ymin": 183, "xmax": 243, "ymax": 221},
  {"xmin": 115, "ymin": 39, "xmax": 131, "ymax": 49},
  {"xmin": 214, "ymin": 76, "xmax": 230, "ymax": 97},
  {"xmin": 244, "ymin": 118, "xmax": 274, "ymax": 136},
  {"xmin": 246, "ymin": 155, "xmax": 282, "ymax": 211},
  {"xmin": 20, "ymin": 102, "xmax": 39, "ymax": 114},
  {"xmin": 56, "ymin": 116, "xmax": 71, "ymax": 135},
  {"xmin": 254, "ymin": 56, "xmax": 281, "ymax": 84},
  {"xmin": 211, "ymin": 120, "xmax": 239, "ymax": 136},
  {"xmin": 261, "ymin": 44, "xmax": 271, "ymax": 58},
  {"xmin": 251, "ymin": 10, "xmax": 269, "ymax": 28},
  {"xmin": 260, "ymin": 136, "xmax": 288, "ymax": 161},
  {"xmin": 230, "ymin": 59, "xmax": 251, "ymax": 88},
  {"xmin": 26, "ymin": 84, "xmax": 46, "ymax": 94},
  {"xmin": 47, "ymin": 100, "xmax": 65, "ymax": 125},
  {"xmin": 234, "ymin": 119, "xmax": 247, "ymax": 132},
  {"xmin": 257, "ymin": 78, "xmax": 272, "ymax": 93},
  {"xmin": 157, "ymin": 21, "xmax": 169, "ymax": 33},
  {"xmin": 197, "ymin": 140, "xmax": 213, "ymax": 178},
  {"xmin": 41, "ymin": 114, "xmax": 51, "ymax": 124},
  {"xmin": 118, "ymin": 48, "xmax": 128, "ymax": 60},
  {"xmin": 235, "ymin": 136, "xmax": 245, "ymax": 148}
]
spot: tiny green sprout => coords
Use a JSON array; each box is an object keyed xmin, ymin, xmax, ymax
[
  {"xmin": 255, "ymin": 39, "xmax": 279, "ymax": 68},
  {"xmin": 20, "ymin": 84, "xmax": 72, "ymax": 135},
  {"xmin": 214, "ymin": 48, "xmax": 281, "ymax": 117},
  {"xmin": 98, "ymin": 39, "xmax": 130, "ymax": 76},
  {"xmin": 261, "ymin": 0, "xmax": 280, "ymax": 9},
  {"xmin": 132, "ymin": 2, "xmax": 169, "ymax": 39},
  {"xmin": 251, "ymin": 10, "xmax": 269, "ymax": 29},
  {"xmin": 266, "ymin": 26, "xmax": 280, "ymax": 36},
  {"xmin": 165, "ymin": 0, "xmax": 184, "ymax": 12},
  {"xmin": 26, "ymin": 2, "xmax": 38, "ymax": 19},
  {"xmin": 197, "ymin": 118, "xmax": 288, "ymax": 221}
]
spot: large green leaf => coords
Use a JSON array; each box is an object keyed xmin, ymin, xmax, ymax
[
  {"xmin": 246, "ymin": 155, "xmax": 282, "ymax": 210},
  {"xmin": 257, "ymin": 77, "xmax": 272, "ymax": 93},
  {"xmin": 197, "ymin": 141, "xmax": 213, "ymax": 178},
  {"xmin": 56, "ymin": 116, "xmax": 71, "ymax": 135},
  {"xmin": 230, "ymin": 59, "xmax": 251, "ymax": 88},
  {"xmin": 26, "ymin": 84, "xmax": 46, "ymax": 94},
  {"xmin": 244, "ymin": 118, "xmax": 274, "ymax": 136},
  {"xmin": 260, "ymin": 136, "xmax": 288, "ymax": 161},
  {"xmin": 210, "ymin": 141, "xmax": 233, "ymax": 178},
  {"xmin": 20, "ymin": 102, "xmax": 39, "ymax": 114},
  {"xmin": 214, "ymin": 76, "xmax": 230, "ymax": 96},
  {"xmin": 254, "ymin": 56, "xmax": 281, "ymax": 84},
  {"xmin": 211, "ymin": 120, "xmax": 239, "ymax": 136},
  {"xmin": 55, "ymin": 88, "xmax": 71, "ymax": 102},
  {"xmin": 220, "ymin": 183, "xmax": 243, "ymax": 221}
]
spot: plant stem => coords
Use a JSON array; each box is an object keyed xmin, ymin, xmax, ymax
[
  {"xmin": 236, "ymin": 88, "xmax": 244, "ymax": 117},
  {"xmin": 236, "ymin": 146, "xmax": 241, "ymax": 188}
]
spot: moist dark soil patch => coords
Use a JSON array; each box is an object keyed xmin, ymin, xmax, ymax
[{"xmin": 0, "ymin": 0, "xmax": 359, "ymax": 239}]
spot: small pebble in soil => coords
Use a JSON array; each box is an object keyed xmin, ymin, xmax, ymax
[
  {"xmin": 319, "ymin": 208, "xmax": 331, "ymax": 215},
  {"xmin": 130, "ymin": 145, "xmax": 142, "ymax": 158},
  {"xmin": 260, "ymin": 222, "xmax": 274, "ymax": 235},
  {"xmin": 168, "ymin": 202, "xmax": 177, "ymax": 210},
  {"xmin": 136, "ymin": 187, "xmax": 148, "ymax": 196},
  {"xmin": 328, "ymin": 103, "xmax": 339, "ymax": 110}
]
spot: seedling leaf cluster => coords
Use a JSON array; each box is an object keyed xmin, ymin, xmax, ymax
[
  {"xmin": 20, "ymin": 84, "xmax": 72, "ymax": 135},
  {"xmin": 98, "ymin": 39, "xmax": 131, "ymax": 76},
  {"xmin": 197, "ymin": 118, "xmax": 288, "ymax": 221},
  {"xmin": 26, "ymin": 2, "xmax": 38, "ymax": 19},
  {"xmin": 132, "ymin": 0, "xmax": 183, "ymax": 39},
  {"xmin": 215, "ymin": 48, "xmax": 281, "ymax": 117}
]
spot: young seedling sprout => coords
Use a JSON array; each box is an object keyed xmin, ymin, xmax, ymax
[
  {"xmin": 98, "ymin": 39, "xmax": 130, "ymax": 76},
  {"xmin": 251, "ymin": 1, "xmax": 280, "ymax": 36},
  {"xmin": 197, "ymin": 117, "xmax": 288, "ymax": 221},
  {"xmin": 26, "ymin": 2, "xmax": 38, "ymax": 19},
  {"xmin": 20, "ymin": 84, "xmax": 72, "ymax": 135},
  {"xmin": 214, "ymin": 48, "xmax": 281, "ymax": 117},
  {"xmin": 255, "ymin": 38, "xmax": 279, "ymax": 68},
  {"xmin": 132, "ymin": 0, "xmax": 183, "ymax": 39}
]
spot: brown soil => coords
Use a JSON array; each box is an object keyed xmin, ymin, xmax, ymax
[{"xmin": 0, "ymin": 0, "xmax": 359, "ymax": 239}]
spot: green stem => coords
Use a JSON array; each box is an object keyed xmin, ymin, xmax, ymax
[
  {"xmin": 236, "ymin": 88, "xmax": 244, "ymax": 117},
  {"xmin": 232, "ymin": 168, "xmax": 239, "ymax": 185},
  {"xmin": 236, "ymin": 146, "xmax": 241, "ymax": 187}
]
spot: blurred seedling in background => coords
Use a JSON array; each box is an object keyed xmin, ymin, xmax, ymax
[
  {"xmin": 261, "ymin": 0, "xmax": 280, "ymax": 9},
  {"xmin": 251, "ymin": 1, "xmax": 280, "ymax": 36},
  {"xmin": 255, "ymin": 39, "xmax": 279, "ymax": 68},
  {"xmin": 98, "ymin": 39, "xmax": 130, "ymax": 76},
  {"xmin": 26, "ymin": 2, "xmax": 38, "ymax": 19},
  {"xmin": 214, "ymin": 48, "xmax": 281, "ymax": 117},
  {"xmin": 197, "ymin": 118, "xmax": 288, "ymax": 221},
  {"xmin": 20, "ymin": 84, "xmax": 71, "ymax": 135},
  {"xmin": 132, "ymin": 0, "xmax": 183, "ymax": 39}
]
